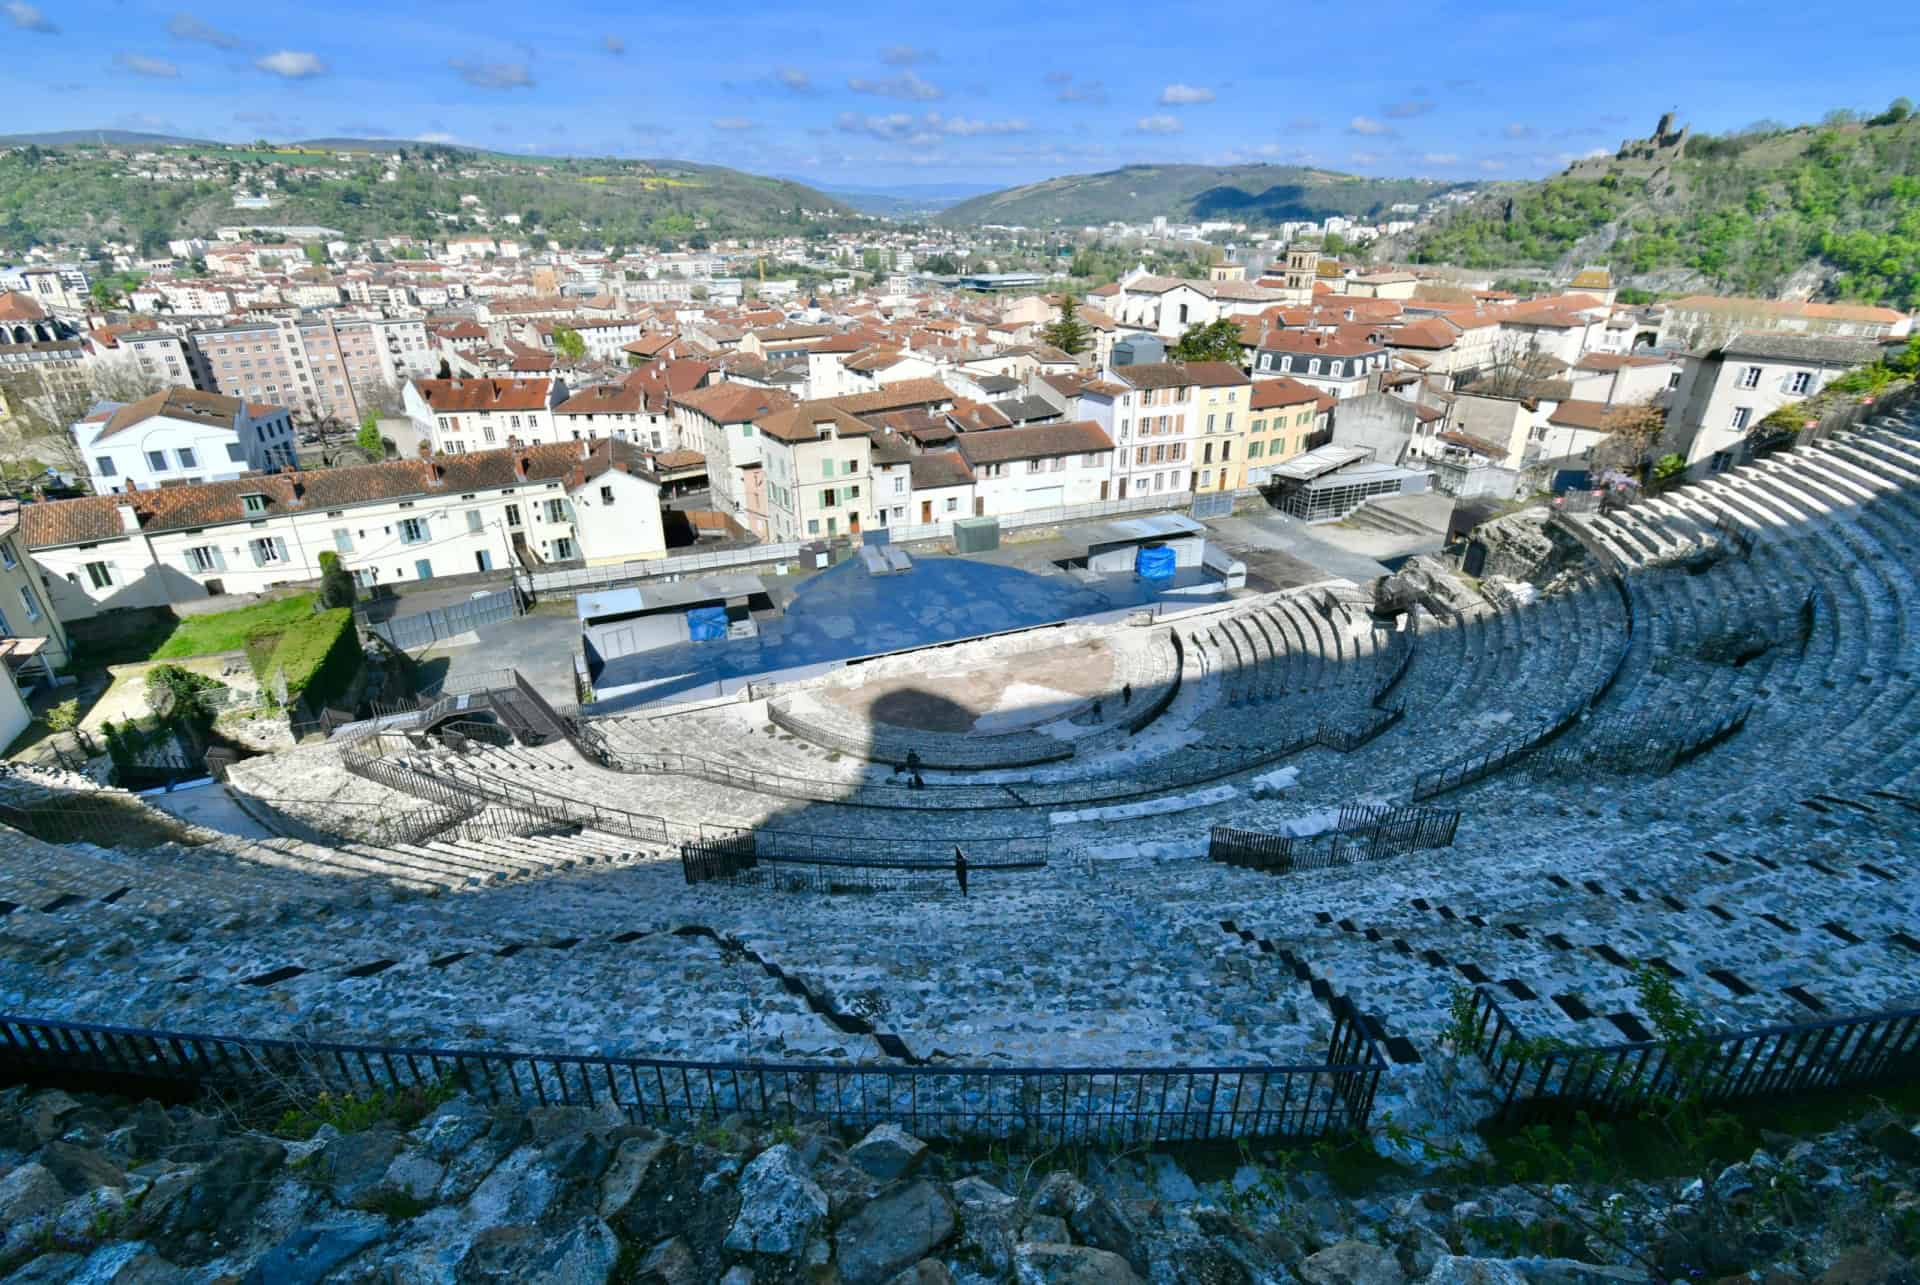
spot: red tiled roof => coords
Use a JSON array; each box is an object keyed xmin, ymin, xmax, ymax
[
  {"xmin": 413, "ymin": 377, "xmax": 554, "ymax": 413},
  {"xmin": 22, "ymin": 440, "xmax": 656, "ymax": 549},
  {"xmin": 956, "ymin": 419, "xmax": 1112, "ymax": 465},
  {"xmin": 671, "ymin": 382, "xmax": 796, "ymax": 423},
  {"xmin": 1249, "ymin": 377, "xmax": 1323, "ymax": 411}
]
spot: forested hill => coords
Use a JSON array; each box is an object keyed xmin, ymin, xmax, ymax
[
  {"xmin": 1401, "ymin": 109, "xmax": 1920, "ymax": 310},
  {"xmin": 935, "ymin": 163, "xmax": 1462, "ymax": 228},
  {"xmin": 0, "ymin": 141, "xmax": 858, "ymax": 254}
]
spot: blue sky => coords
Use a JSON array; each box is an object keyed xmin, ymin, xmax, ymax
[{"xmin": 5, "ymin": 0, "xmax": 1918, "ymax": 191}]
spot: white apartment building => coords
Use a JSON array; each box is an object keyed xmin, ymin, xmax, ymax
[
  {"xmin": 72, "ymin": 389, "xmax": 297, "ymax": 494},
  {"xmin": 957, "ymin": 421, "xmax": 1115, "ymax": 515},
  {"xmin": 22, "ymin": 440, "xmax": 665, "ymax": 619},
  {"xmin": 754, "ymin": 405, "xmax": 876, "ymax": 541},
  {"xmin": 1664, "ymin": 332, "xmax": 1890, "ymax": 477},
  {"xmin": 404, "ymin": 376, "xmax": 567, "ymax": 453},
  {"xmin": 670, "ymin": 383, "xmax": 797, "ymax": 539}
]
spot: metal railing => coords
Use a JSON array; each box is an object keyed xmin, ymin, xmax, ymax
[
  {"xmin": 363, "ymin": 587, "xmax": 521, "ymax": 651},
  {"xmin": 1528, "ymin": 703, "xmax": 1753, "ymax": 779},
  {"xmin": 1209, "ymin": 802, "xmax": 1461, "ymax": 876},
  {"xmin": 521, "ymin": 542, "xmax": 807, "ymax": 596},
  {"xmin": 1460, "ymin": 987, "xmax": 1920, "ymax": 1123},
  {"xmin": 0, "ymin": 1007, "xmax": 1384, "ymax": 1145},
  {"xmin": 764, "ymin": 700, "xmax": 1074, "ymax": 770},
  {"xmin": 681, "ymin": 832, "xmax": 1047, "ymax": 891}
]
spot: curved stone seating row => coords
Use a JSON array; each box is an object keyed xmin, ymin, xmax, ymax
[{"xmin": 1186, "ymin": 592, "xmax": 1391, "ymax": 712}]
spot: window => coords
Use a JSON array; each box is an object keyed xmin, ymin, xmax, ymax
[
  {"xmin": 467, "ymin": 510, "xmax": 484, "ymax": 533},
  {"xmin": 1789, "ymin": 371, "xmax": 1813, "ymax": 394},
  {"xmin": 399, "ymin": 517, "xmax": 429, "ymax": 544},
  {"xmin": 822, "ymin": 487, "xmax": 838, "ymax": 507},
  {"xmin": 553, "ymin": 537, "xmax": 577, "ymax": 560},
  {"xmin": 1329, "ymin": 361, "xmax": 1344, "ymax": 378},
  {"xmin": 146, "ymin": 450, "xmax": 168, "ymax": 472},
  {"xmin": 893, "ymin": 476, "xmax": 905, "ymax": 494},
  {"xmin": 95, "ymin": 455, "xmax": 116, "ymax": 477},
  {"xmin": 1730, "ymin": 407, "xmax": 1753, "ymax": 430},
  {"xmin": 186, "ymin": 545, "xmax": 223, "ymax": 573},
  {"xmin": 544, "ymin": 498, "xmax": 568, "ymax": 523},
  {"xmin": 1027, "ymin": 460, "xmax": 1044, "ymax": 474},
  {"xmin": 18, "ymin": 584, "xmax": 38, "ymax": 620},
  {"xmin": 333, "ymin": 528, "xmax": 353, "ymax": 553},
  {"xmin": 600, "ymin": 485, "xmax": 615, "ymax": 506},
  {"xmin": 0, "ymin": 541, "xmax": 12, "ymax": 570},
  {"xmin": 483, "ymin": 426, "xmax": 496, "ymax": 445},
  {"xmin": 251, "ymin": 537, "xmax": 287, "ymax": 565},
  {"xmin": 1307, "ymin": 359, "xmax": 1321, "ymax": 376},
  {"xmin": 505, "ymin": 504, "xmax": 522, "ymax": 528},
  {"xmin": 1206, "ymin": 414, "xmax": 1216, "ymax": 432},
  {"xmin": 1249, "ymin": 439, "xmax": 1265, "ymax": 458},
  {"xmin": 1281, "ymin": 356, "xmax": 1293, "ymax": 372},
  {"xmin": 740, "ymin": 424, "xmax": 753, "ymax": 437},
  {"xmin": 945, "ymin": 497, "xmax": 958, "ymax": 513},
  {"xmin": 806, "ymin": 519, "xmax": 819, "ymax": 535},
  {"xmin": 85, "ymin": 561, "xmax": 114, "ymax": 590},
  {"xmin": 176, "ymin": 448, "xmax": 197, "ymax": 469},
  {"xmin": 1739, "ymin": 366, "xmax": 1762, "ymax": 389},
  {"xmin": 226, "ymin": 443, "xmax": 245, "ymax": 463},
  {"xmin": 242, "ymin": 493, "xmax": 269, "ymax": 514}
]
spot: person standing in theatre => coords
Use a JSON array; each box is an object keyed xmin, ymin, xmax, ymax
[{"xmin": 953, "ymin": 845, "xmax": 969, "ymax": 897}]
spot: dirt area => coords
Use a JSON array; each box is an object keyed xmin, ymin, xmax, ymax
[
  {"xmin": 78, "ymin": 653, "xmax": 260, "ymax": 733},
  {"xmin": 822, "ymin": 638, "xmax": 1115, "ymax": 733}
]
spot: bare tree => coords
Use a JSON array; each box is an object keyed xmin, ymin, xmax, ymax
[
  {"xmin": 1590, "ymin": 397, "xmax": 1667, "ymax": 476},
  {"xmin": 1462, "ymin": 332, "xmax": 1561, "ymax": 398},
  {"xmin": 0, "ymin": 361, "xmax": 172, "ymax": 483}
]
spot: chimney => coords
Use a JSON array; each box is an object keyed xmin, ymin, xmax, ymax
[{"xmin": 116, "ymin": 501, "xmax": 140, "ymax": 532}]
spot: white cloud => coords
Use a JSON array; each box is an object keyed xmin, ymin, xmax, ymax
[
  {"xmin": 1479, "ymin": 158, "xmax": 1508, "ymax": 171},
  {"xmin": 940, "ymin": 114, "xmax": 1029, "ymax": 137},
  {"xmin": 834, "ymin": 111, "xmax": 1026, "ymax": 144},
  {"xmin": 1159, "ymin": 83, "xmax": 1214, "ymax": 105},
  {"xmin": 880, "ymin": 44, "xmax": 936, "ymax": 65},
  {"xmin": 847, "ymin": 70, "xmax": 942, "ymax": 100},
  {"xmin": 776, "ymin": 66, "xmax": 813, "ymax": 92},
  {"xmin": 711, "ymin": 117, "xmax": 755, "ymax": 131},
  {"xmin": 1349, "ymin": 150, "xmax": 1384, "ymax": 165},
  {"xmin": 1422, "ymin": 151, "xmax": 1459, "ymax": 164},
  {"xmin": 1135, "ymin": 114, "xmax": 1183, "ymax": 135},
  {"xmin": 1347, "ymin": 116, "xmax": 1392, "ymax": 136},
  {"xmin": 256, "ymin": 50, "xmax": 327, "ymax": 78},
  {"xmin": 168, "ymin": 12, "xmax": 241, "ymax": 48},
  {"xmin": 450, "ymin": 59, "xmax": 532, "ymax": 90},
  {"xmin": 115, "ymin": 53, "xmax": 181, "ymax": 78},
  {"xmin": 600, "ymin": 34, "xmax": 625, "ymax": 55},
  {"xmin": 4, "ymin": 2, "xmax": 55, "ymax": 32}
]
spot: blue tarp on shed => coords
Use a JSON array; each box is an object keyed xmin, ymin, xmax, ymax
[
  {"xmin": 1135, "ymin": 544, "xmax": 1176, "ymax": 580},
  {"xmin": 686, "ymin": 606, "xmax": 729, "ymax": 642}
]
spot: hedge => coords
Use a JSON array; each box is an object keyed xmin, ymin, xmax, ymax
[{"xmin": 263, "ymin": 608, "xmax": 363, "ymax": 709}]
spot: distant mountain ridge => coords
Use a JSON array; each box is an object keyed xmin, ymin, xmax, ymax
[
  {"xmin": 936, "ymin": 162, "xmax": 1467, "ymax": 228},
  {"xmin": 0, "ymin": 134, "xmax": 857, "ymax": 251}
]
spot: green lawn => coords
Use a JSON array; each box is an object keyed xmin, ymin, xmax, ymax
[{"xmin": 151, "ymin": 593, "xmax": 317, "ymax": 660}]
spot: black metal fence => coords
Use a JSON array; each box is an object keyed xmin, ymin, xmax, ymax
[
  {"xmin": 682, "ymin": 831, "xmax": 1046, "ymax": 892},
  {"xmin": 1210, "ymin": 802, "xmax": 1461, "ymax": 876},
  {"xmin": 363, "ymin": 587, "xmax": 522, "ymax": 651},
  {"xmin": 0, "ymin": 1006, "xmax": 1383, "ymax": 1146},
  {"xmin": 1461, "ymin": 987, "xmax": 1920, "ymax": 1123}
]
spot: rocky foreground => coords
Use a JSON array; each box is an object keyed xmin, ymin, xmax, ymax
[{"xmin": 0, "ymin": 1082, "xmax": 1915, "ymax": 1284}]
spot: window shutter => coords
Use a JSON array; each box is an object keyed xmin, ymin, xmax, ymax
[
  {"xmin": 334, "ymin": 529, "xmax": 352, "ymax": 553},
  {"xmin": 249, "ymin": 541, "xmax": 264, "ymax": 567},
  {"xmin": 212, "ymin": 546, "xmax": 227, "ymax": 572},
  {"xmin": 467, "ymin": 510, "xmax": 483, "ymax": 533},
  {"xmin": 274, "ymin": 537, "xmax": 289, "ymax": 563}
]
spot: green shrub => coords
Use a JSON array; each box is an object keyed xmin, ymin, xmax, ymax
[
  {"xmin": 317, "ymin": 550, "xmax": 356, "ymax": 610},
  {"xmin": 41, "ymin": 699, "xmax": 79, "ymax": 732},
  {"xmin": 262, "ymin": 608, "xmax": 363, "ymax": 709}
]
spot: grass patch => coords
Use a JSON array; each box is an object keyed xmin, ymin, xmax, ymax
[
  {"xmin": 271, "ymin": 1080, "xmax": 457, "ymax": 1140},
  {"xmin": 153, "ymin": 594, "xmax": 317, "ymax": 660}
]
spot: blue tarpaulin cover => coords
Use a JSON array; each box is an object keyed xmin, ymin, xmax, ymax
[
  {"xmin": 1135, "ymin": 544, "xmax": 1176, "ymax": 580},
  {"xmin": 686, "ymin": 606, "xmax": 729, "ymax": 642}
]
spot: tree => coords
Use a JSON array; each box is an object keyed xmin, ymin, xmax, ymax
[
  {"xmin": 303, "ymin": 242, "xmax": 327, "ymax": 267},
  {"xmin": 1039, "ymin": 296, "xmax": 1092, "ymax": 357},
  {"xmin": 317, "ymin": 551, "xmax": 355, "ymax": 610},
  {"xmin": 1591, "ymin": 397, "xmax": 1668, "ymax": 475},
  {"xmin": 553, "ymin": 328, "xmax": 587, "ymax": 362},
  {"xmin": 0, "ymin": 361, "xmax": 171, "ymax": 483},
  {"xmin": 356, "ymin": 412, "xmax": 386, "ymax": 458},
  {"xmin": 1170, "ymin": 317, "xmax": 1245, "ymax": 364},
  {"xmin": 1869, "ymin": 96, "xmax": 1913, "ymax": 126}
]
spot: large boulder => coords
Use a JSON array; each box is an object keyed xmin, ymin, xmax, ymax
[
  {"xmin": 455, "ymin": 1216, "xmax": 621, "ymax": 1284},
  {"xmin": 240, "ymin": 1217, "xmax": 388, "ymax": 1285},
  {"xmin": 723, "ymin": 1144, "xmax": 827, "ymax": 1260},
  {"xmin": 833, "ymin": 1180, "xmax": 957, "ymax": 1284},
  {"xmin": 850, "ymin": 1124, "xmax": 928, "ymax": 1182},
  {"xmin": 1013, "ymin": 1243, "xmax": 1144, "ymax": 1284},
  {"xmin": 1301, "ymin": 1240, "xmax": 1409, "ymax": 1285}
]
